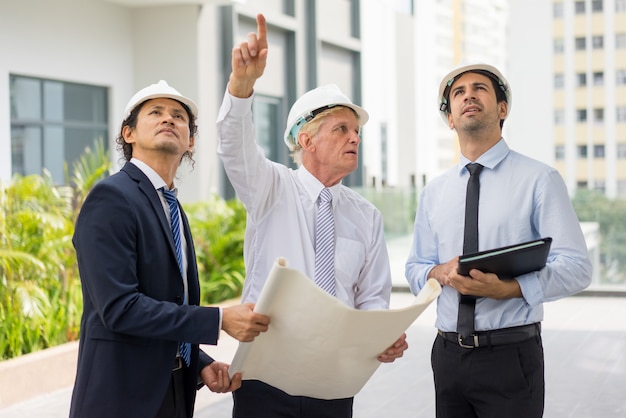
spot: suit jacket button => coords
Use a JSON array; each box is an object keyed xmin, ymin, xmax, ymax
[{"xmin": 175, "ymin": 296, "xmax": 183, "ymax": 305}]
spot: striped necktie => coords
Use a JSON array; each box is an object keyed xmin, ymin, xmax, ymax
[
  {"xmin": 314, "ymin": 188, "xmax": 336, "ymax": 295},
  {"xmin": 161, "ymin": 187, "xmax": 191, "ymax": 367}
]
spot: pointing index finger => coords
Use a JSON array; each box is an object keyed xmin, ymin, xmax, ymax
[{"xmin": 256, "ymin": 13, "xmax": 267, "ymax": 46}]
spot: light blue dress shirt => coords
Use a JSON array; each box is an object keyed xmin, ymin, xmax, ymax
[{"xmin": 406, "ymin": 139, "xmax": 592, "ymax": 332}]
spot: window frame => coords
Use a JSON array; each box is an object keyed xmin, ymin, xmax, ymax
[{"xmin": 9, "ymin": 74, "xmax": 109, "ymax": 184}]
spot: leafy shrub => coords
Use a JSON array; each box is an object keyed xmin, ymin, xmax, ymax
[
  {"xmin": 184, "ymin": 197, "xmax": 247, "ymax": 305},
  {"xmin": 0, "ymin": 172, "xmax": 81, "ymax": 359}
]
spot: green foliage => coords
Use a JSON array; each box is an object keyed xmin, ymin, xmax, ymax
[
  {"xmin": 0, "ymin": 172, "xmax": 79, "ymax": 359},
  {"xmin": 66, "ymin": 138, "xmax": 111, "ymax": 219},
  {"xmin": 0, "ymin": 140, "xmax": 110, "ymax": 360},
  {"xmin": 572, "ymin": 189, "xmax": 626, "ymax": 284},
  {"xmin": 184, "ymin": 197, "xmax": 247, "ymax": 304}
]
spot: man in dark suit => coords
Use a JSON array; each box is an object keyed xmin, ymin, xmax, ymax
[{"xmin": 69, "ymin": 80, "xmax": 270, "ymax": 418}]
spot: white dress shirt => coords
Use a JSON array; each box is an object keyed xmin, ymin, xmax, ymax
[{"xmin": 217, "ymin": 90, "xmax": 391, "ymax": 310}]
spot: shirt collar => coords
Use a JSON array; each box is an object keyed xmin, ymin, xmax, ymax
[
  {"xmin": 297, "ymin": 166, "xmax": 340, "ymax": 207},
  {"xmin": 130, "ymin": 158, "xmax": 178, "ymax": 194},
  {"xmin": 457, "ymin": 138, "xmax": 510, "ymax": 176}
]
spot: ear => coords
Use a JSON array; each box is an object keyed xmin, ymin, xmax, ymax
[
  {"xmin": 447, "ymin": 112, "xmax": 455, "ymax": 130},
  {"xmin": 298, "ymin": 131, "xmax": 315, "ymax": 152},
  {"xmin": 122, "ymin": 125, "xmax": 135, "ymax": 144},
  {"xmin": 499, "ymin": 101, "xmax": 508, "ymax": 121},
  {"xmin": 188, "ymin": 136, "xmax": 195, "ymax": 152}
]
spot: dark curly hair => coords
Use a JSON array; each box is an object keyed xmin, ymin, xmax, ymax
[{"xmin": 115, "ymin": 99, "xmax": 198, "ymax": 166}]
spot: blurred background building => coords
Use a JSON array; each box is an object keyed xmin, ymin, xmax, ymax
[{"xmin": 4, "ymin": 0, "xmax": 624, "ymax": 285}]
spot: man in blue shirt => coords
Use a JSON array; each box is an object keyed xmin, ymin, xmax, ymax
[{"xmin": 405, "ymin": 63, "xmax": 592, "ymax": 417}]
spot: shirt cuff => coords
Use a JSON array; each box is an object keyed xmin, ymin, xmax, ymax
[
  {"xmin": 227, "ymin": 86, "xmax": 254, "ymax": 117},
  {"xmin": 517, "ymin": 272, "xmax": 543, "ymax": 306}
]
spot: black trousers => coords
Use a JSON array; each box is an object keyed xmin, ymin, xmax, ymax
[
  {"xmin": 156, "ymin": 368, "xmax": 188, "ymax": 418},
  {"xmin": 431, "ymin": 334, "xmax": 544, "ymax": 418},
  {"xmin": 232, "ymin": 380, "xmax": 354, "ymax": 418}
]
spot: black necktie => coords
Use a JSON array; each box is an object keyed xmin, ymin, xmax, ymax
[{"xmin": 457, "ymin": 163, "xmax": 483, "ymax": 338}]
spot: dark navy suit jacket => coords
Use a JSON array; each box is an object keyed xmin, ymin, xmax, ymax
[{"xmin": 69, "ymin": 162, "xmax": 220, "ymax": 418}]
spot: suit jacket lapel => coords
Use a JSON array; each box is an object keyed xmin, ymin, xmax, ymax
[
  {"xmin": 122, "ymin": 162, "xmax": 200, "ymax": 305},
  {"xmin": 121, "ymin": 162, "xmax": 180, "ymax": 272}
]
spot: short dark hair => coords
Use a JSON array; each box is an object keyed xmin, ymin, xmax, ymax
[{"xmin": 115, "ymin": 99, "xmax": 198, "ymax": 164}]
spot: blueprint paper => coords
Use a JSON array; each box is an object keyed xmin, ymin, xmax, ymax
[{"xmin": 229, "ymin": 258, "xmax": 441, "ymax": 399}]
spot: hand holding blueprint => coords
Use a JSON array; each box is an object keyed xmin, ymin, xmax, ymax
[{"xmin": 229, "ymin": 258, "xmax": 441, "ymax": 399}]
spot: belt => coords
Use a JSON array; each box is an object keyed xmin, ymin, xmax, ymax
[
  {"xmin": 173, "ymin": 356, "xmax": 184, "ymax": 371},
  {"xmin": 438, "ymin": 323, "xmax": 541, "ymax": 349}
]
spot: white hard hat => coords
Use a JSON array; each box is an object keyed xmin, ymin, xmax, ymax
[
  {"xmin": 123, "ymin": 80, "xmax": 198, "ymax": 120},
  {"xmin": 283, "ymin": 84, "xmax": 369, "ymax": 148},
  {"xmin": 437, "ymin": 63, "xmax": 511, "ymax": 125}
]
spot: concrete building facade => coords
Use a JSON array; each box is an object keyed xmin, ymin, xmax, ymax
[{"xmin": 1, "ymin": 0, "xmax": 366, "ymax": 202}]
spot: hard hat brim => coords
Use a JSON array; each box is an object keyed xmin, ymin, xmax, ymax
[{"xmin": 123, "ymin": 81, "xmax": 198, "ymax": 121}]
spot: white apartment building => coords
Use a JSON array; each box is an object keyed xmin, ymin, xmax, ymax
[
  {"xmin": 508, "ymin": 0, "xmax": 626, "ymax": 199},
  {"xmin": 551, "ymin": 0, "xmax": 626, "ymax": 198}
]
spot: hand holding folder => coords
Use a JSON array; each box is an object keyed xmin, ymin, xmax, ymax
[{"xmin": 457, "ymin": 237, "xmax": 552, "ymax": 280}]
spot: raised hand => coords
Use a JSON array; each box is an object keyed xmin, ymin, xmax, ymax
[{"xmin": 229, "ymin": 13, "xmax": 268, "ymax": 98}]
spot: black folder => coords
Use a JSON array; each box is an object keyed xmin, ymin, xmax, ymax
[{"xmin": 457, "ymin": 237, "xmax": 552, "ymax": 280}]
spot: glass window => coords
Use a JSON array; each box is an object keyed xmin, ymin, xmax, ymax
[
  {"xmin": 577, "ymin": 144, "xmax": 588, "ymax": 157},
  {"xmin": 554, "ymin": 38, "xmax": 565, "ymax": 54},
  {"xmin": 617, "ymin": 69, "xmax": 626, "ymax": 85},
  {"xmin": 554, "ymin": 73, "xmax": 565, "ymax": 89},
  {"xmin": 252, "ymin": 95, "xmax": 284, "ymax": 164},
  {"xmin": 593, "ymin": 72, "xmax": 604, "ymax": 86},
  {"xmin": 618, "ymin": 143, "xmax": 626, "ymax": 158},
  {"xmin": 555, "ymin": 145, "xmax": 565, "ymax": 160},
  {"xmin": 10, "ymin": 75, "xmax": 108, "ymax": 184},
  {"xmin": 576, "ymin": 72, "xmax": 587, "ymax": 87},
  {"xmin": 594, "ymin": 108, "xmax": 604, "ymax": 124},
  {"xmin": 553, "ymin": 2, "xmax": 564, "ymax": 18},
  {"xmin": 575, "ymin": 1, "xmax": 585, "ymax": 13},
  {"xmin": 617, "ymin": 0, "xmax": 626, "ymax": 12},
  {"xmin": 555, "ymin": 109, "xmax": 565, "ymax": 124},
  {"xmin": 617, "ymin": 33, "xmax": 626, "ymax": 49},
  {"xmin": 592, "ymin": 0, "xmax": 603, "ymax": 12},
  {"xmin": 577, "ymin": 109, "xmax": 588, "ymax": 122},
  {"xmin": 575, "ymin": 37, "xmax": 586, "ymax": 50},
  {"xmin": 594, "ymin": 144, "xmax": 605, "ymax": 158},
  {"xmin": 617, "ymin": 106, "xmax": 626, "ymax": 122},
  {"xmin": 592, "ymin": 35, "xmax": 603, "ymax": 49}
]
